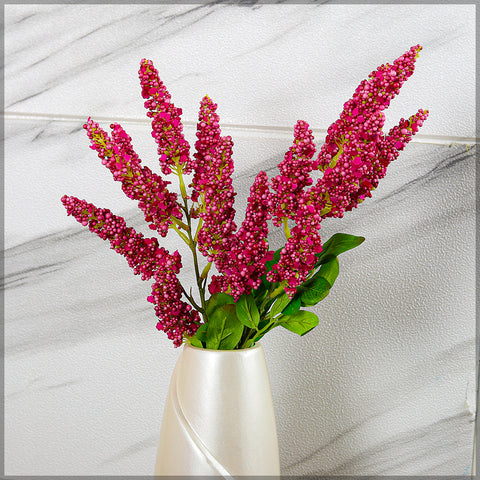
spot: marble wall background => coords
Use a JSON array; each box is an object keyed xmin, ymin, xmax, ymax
[{"xmin": 4, "ymin": 3, "xmax": 477, "ymax": 476}]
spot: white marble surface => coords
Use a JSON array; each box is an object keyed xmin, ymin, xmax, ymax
[
  {"xmin": 5, "ymin": 4, "xmax": 476, "ymax": 137},
  {"xmin": 4, "ymin": 3, "xmax": 477, "ymax": 476}
]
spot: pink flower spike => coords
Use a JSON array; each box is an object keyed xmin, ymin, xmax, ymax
[
  {"xmin": 60, "ymin": 195, "xmax": 168, "ymax": 281},
  {"xmin": 270, "ymin": 120, "xmax": 317, "ymax": 227},
  {"xmin": 83, "ymin": 119, "xmax": 182, "ymax": 237},
  {"xmin": 314, "ymin": 45, "xmax": 428, "ymax": 219},
  {"xmin": 193, "ymin": 95, "xmax": 238, "ymax": 270},
  {"xmin": 139, "ymin": 59, "xmax": 193, "ymax": 174}
]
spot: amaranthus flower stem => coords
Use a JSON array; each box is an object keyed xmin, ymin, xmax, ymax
[
  {"xmin": 283, "ymin": 218, "xmax": 291, "ymax": 239},
  {"xmin": 170, "ymin": 223, "xmax": 191, "ymax": 246},
  {"xmin": 180, "ymin": 285, "xmax": 204, "ymax": 313},
  {"xmin": 194, "ymin": 217, "xmax": 203, "ymax": 242},
  {"xmin": 238, "ymin": 280, "xmax": 289, "ymax": 348},
  {"xmin": 175, "ymin": 167, "xmax": 209, "ymax": 320},
  {"xmin": 240, "ymin": 317, "xmax": 279, "ymax": 349},
  {"xmin": 200, "ymin": 261, "xmax": 213, "ymax": 279},
  {"xmin": 171, "ymin": 218, "xmax": 190, "ymax": 231}
]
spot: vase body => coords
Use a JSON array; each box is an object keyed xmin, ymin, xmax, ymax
[{"xmin": 155, "ymin": 343, "xmax": 280, "ymax": 476}]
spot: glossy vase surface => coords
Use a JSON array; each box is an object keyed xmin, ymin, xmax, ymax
[{"xmin": 155, "ymin": 343, "xmax": 280, "ymax": 476}]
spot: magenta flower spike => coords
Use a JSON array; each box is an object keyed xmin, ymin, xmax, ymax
[
  {"xmin": 210, "ymin": 171, "xmax": 272, "ymax": 299},
  {"xmin": 61, "ymin": 195, "xmax": 169, "ymax": 281},
  {"xmin": 62, "ymin": 46, "xmax": 428, "ymax": 347},
  {"xmin": 192, "ymin": 95, "xmax": 237, "ymax": 263},
  {"xmin": 83, "ymin": 118, "xmax": 182, "ymax": 237},
  {"xmin": 150, "ymin": 251, "xmax": 201, "ymax": 347},
  {"xmin": 139, "ymin": 59, "xmax": 193, "ymax": 175},
  {"xmin": 269, "ymin": 45, "xmax": 429, "ymax": 294},
  {"xmin": 316, "ymin": 45, "xmax": 429, "ymax": 219},
  {"xmin": 270, "ymin": 120, "xmax": 317, "ymax": 227}
]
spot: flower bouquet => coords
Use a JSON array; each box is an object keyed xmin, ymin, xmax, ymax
[
  {"xmin": 61, "ymin": 45, "xmax": 428, "ymax": 475},
  {"xmin": 62, "ymin": 45, "xmax": 428, "ymax": 351}
]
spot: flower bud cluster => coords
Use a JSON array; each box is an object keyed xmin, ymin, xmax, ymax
[
  {"xmin": 63, "ymin": 47, "xmax": 429, "ymax": 345},
  {"xmin": 270, "ymin": 120, "xmax": 317, "ymax": 226},
  {"xmin": 210, "ymin": 171, "xmax": 271, "ymax": 299},
  {"xmin": 61, "ymin": 195, "xmax": 165, "ymax": 280},
  {"xmin": 192, "ymin": 96, "xmax": 237, "ymax": 262},
  {"xmin": 83, "ymin": 118, "xmax": 181, "ymax": 237},
  {"xmin": 268, "ymin": 182, "xmax": 327, "ymax": 297},
  {"xmin": 269, "ymin": 45, "xmax": 428, "ymax": 294},
  {"xmin": 316, "ymin": 45, "xmax": 428, "ymax": 219},
  {"xmin": 139, "ymin": 59, "xmax": 192, "ymax": 175},
  {"xmin": 148, "ymin": 251, "xmax": 201, "ymax": 347}
]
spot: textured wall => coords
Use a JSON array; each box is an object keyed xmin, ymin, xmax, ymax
[{"xmin": 4, "ymin": 3, "xmax": 476, "ymax": 476}]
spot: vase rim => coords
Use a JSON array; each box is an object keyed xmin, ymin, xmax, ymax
[{"xmin": 183, "ymin": 343, "xmax": 263, "ymax": 353}]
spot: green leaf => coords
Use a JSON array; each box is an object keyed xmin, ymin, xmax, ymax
[
  {"xmin": 192, "ymin": 323, "xmax": 207, "ymax": 342},
  {"xmin": 235, "ymin": 294, "xmax": 260, "ymax": 329},
  {"xmin": 300, "ymin": 257, "xmax": 339, "ymax": 306},
  {"xmin": 218, "ymin": 305, "xmax": 244, "ymax": 350},
  {"xmin": 190, "ymin": 335, "xmax": 204, "ymax": 349},
  {"xmin": 318, "ymin": 257, "xmax": 339, "ymax": 287},
  {"xmin": 269, "ymin": 292, "xmax": 291, "ymax": 318},
  {"xmin": 281, "ymin": 295, "xmax": 301, "ymax": 315},
  {"xmin": 205, "ymin": 307, "xmax": 227, "ymax": 350},
  {"xmin": 315, "ymin": 233, "xmax": 364, "ymax": 267},
  {"xmin": 205, "ymin": 304, "xmax": 244, "ymax": 350},
  {"xmin": 279, "ymin": 310, "xmax": 319, "ymax": 336},
  {"xmin": 206, "ymin": 292, "xmax": 235, "ymax": 318},
  {"xmin": 300, "ymin": 277, "xmax": 330, "ymax": 306}
]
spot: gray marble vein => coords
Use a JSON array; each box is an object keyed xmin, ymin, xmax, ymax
[
  {"xmin": 100, "ymin": 435, "xmax": 158, "ymax": 466},
  {"xmin": 3, "ymin": 4, "xmax": 477, "ymax": 470},
  {"xmin": 4, "ymin": 4, "xmax": 476, "ymax": 137},
  {"xmin": 4, "ymin": 110, "xmax": 476, "ymax": 474},
  {"xmin": 281, "ymin": 340, "xmax": 476, "ymax": 475}
]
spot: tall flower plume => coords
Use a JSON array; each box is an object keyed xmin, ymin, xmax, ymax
[
  {"xmin": 83, "ymin": 118, "xmax": 182, "ymax": 237},
  {"xmin": 139, "ymin": 59, "xmax": 193, "ymax": 175},
  {"xmin": 62, "ymin": 46, "xmax": 428, "ymax": 345},
  {"xmin": 209, "ymin": 171, "xmax": 272, "ymax": 299},
  {"xmin": 61, "ymin": 196, "xmax": 167, "ymax": 281},
  {"xmin": 148, "ymin": 251, "xmax": 201, "ymax": 347},
  {"xmin": 192, "ymin": 95, "xmax": 237, "ymax": 262},
  {"xmin": 269, "ymin": 45, "xmax": 429, "ymax": 295},
  {"xmin": 316, "ymin": 44, "xmax": 429, "ymax": 218}
]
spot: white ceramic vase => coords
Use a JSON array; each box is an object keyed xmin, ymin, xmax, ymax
[{"xmin": 155, "ymin": 343, "xmax": 280, "ymax": 476}]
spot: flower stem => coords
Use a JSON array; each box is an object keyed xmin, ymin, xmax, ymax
[
  {"xmin": 175, "ymin": 167, "xmax": 209, "ymax": 321},
  {"xmin": 283, "ymin": 217, "xmax": 291, "ymax": 239},
  {"xmin": 170, "ymin": 222, "xmax": 191, "ymax": 245},
  {"xmin": 239, "ymin": 280, "xmax": 288, "ymax": 348}
]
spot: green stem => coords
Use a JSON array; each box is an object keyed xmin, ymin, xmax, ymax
[
  {"xmin": 200, "ymin": 261, "xmax": 213, "ymax": 279},
  {"xmin": 283, "ymin": 217, "xmax": 291, "ymax": 239},
  {"xmin": 179, "ymin": 171, "xmax": 208, "ymax": 319},
  {"xmin": 258, "ymin": 280, "xmax": 287, "ymax": 314},
  {"xmin": 181, "ymin": 285, "xmax": 204, "ymax": 314},
  {"xmin": 239, "ymin": 280, "xmax": 288, "ymax": 348},
  {"xmin": 170, "ymin": 223, "xmax": 191, "ymax": 246},
  {"xmin": 172, "ymin": 217, "xmax": 190, "ymax": 232},
  {"xmin": 167, "ymin": 162, "xmax": 210, "ymax": 323},
  {"xmin": 240, "ymin": 317, "xmax": 279, "ymax": 349}
]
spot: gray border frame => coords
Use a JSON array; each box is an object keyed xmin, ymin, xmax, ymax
[{"xmin": 2, "ymin": 0, "xmax": 478, "ymax": 478}]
